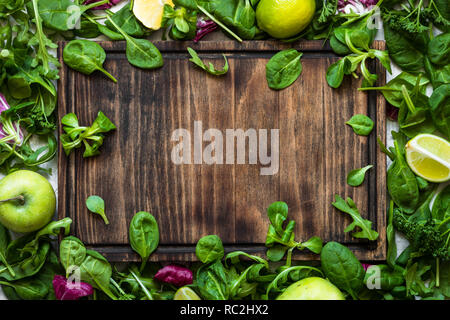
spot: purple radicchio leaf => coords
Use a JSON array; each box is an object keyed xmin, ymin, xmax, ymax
[
  {"xmin": 338, "ymin": 0, "xmax": 378, "ymax": 13},
  {"xmin": 194, "ymin": 19, "xmax": 218, "ymax": 43},
  {"xmin": 361, "ymin": 263, "xmax": 372, "ymax": 271},
  {"xmin": 83, "ymin": 0, "xmax": 122, "ymax": 10},
  {"xmin": 0, "ymin": 93, "xmax": 23, "ymax": 144},
  {"xmin": 154, "ymin": 264, "xmax": 193, "ymax": 287},
  {"xmin": 53, "ymin": 275, "xmax": 94, "ymax": 300},
  {"xmin": 386, "ymin": 104, "xmax": 399, "ymax": 121}
]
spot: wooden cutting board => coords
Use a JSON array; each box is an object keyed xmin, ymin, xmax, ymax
[{"xmin": 57, "ymin": 40, "xmax": 387, "ymax": 261}]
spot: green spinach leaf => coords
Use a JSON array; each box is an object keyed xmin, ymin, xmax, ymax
[
  {"xmin": 346, "ymin": 114, "xmax": 374, "ymax": 136},
  {"xmin": 266, "ymin": 49, "xmax": 303, "ymax": 90},
  {"xmin": 321, "ymin": 241, "xmax": 365, "ymax": 299},
  {"xmin": 196, "ymin": 235, "xmax": 224, "ymax": 263},
  {"xmin": 129, "ymin": 211, "xmax": 159, "ymax": 272},
  {"xmin": 429, "ymin": 84, "xmax": 450, "ymax": 139},
  {"xmin": 106, "ymin": 16, "xmax": 163, "ymax": 70},
  {"xmin": 347, "ymin": 165, "xmax": 373, "ymax": 187},
  {"xmin": 86, "ymin": 195, "xmax": 109, "ymax": 225},
  {"xmin": 63, "ymin": 40, "xmax": 117, "ymax": 83}
]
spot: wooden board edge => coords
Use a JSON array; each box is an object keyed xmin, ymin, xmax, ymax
[
  {"xmin": 56, "ymin": 39, "xmax": 389, "ymax": 262},
  {"xmin": 91, "ymin": 243, "xmax": 388, "ymax": 263},
  {"xmin": 73, "ymin": 40, "xmax": 334, "ymax": 53},
  {"xmin": 372, "ymin": 39, "xmax": 388, "ymax": 261},
  {"xmin": 57, "ymin": 41, "xmax": 72, "ymax": 245}
]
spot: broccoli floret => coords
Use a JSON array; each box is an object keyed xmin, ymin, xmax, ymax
[
  {"xmin": 24, "ymin": 108, "xmax": 56, "ymax": 135},
  {"xmin": 393, "ymin": 211, "xmax": 449, "ymax": 260}
]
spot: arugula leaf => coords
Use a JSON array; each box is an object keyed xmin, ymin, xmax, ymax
[
  {"xmin": 187, "ymin": 47, "xmax": 229, "ymax": 75},
  {"xmin": 332, "ymin": 195, "xmax": 379, "ymax": 241}
]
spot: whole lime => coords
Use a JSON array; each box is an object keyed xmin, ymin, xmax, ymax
[{"xmin": 256, "ymin": 0, "xmax": 316, "ymax": 39}]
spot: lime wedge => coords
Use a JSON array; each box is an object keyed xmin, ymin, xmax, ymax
[{"xmin": 405, "ymin": 134, "xmax": 450, "ymax": 183}]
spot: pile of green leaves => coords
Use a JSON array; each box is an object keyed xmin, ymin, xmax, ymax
[
  {"xmin": 0, "ymin": 0, "xmax": 61, "ymax": 174},
  {"xmin": 162, "ymin": 0, "xmax": 198, "ymax": 40},
  {"xmin": 326, "ymin": 7, "xmax": 391, "ymax": 88},
  {"xmin": 0, "ymin": 218, "xmax": 71, "ymax": 300}
]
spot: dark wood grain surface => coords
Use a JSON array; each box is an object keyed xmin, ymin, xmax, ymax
[{"xmin": 58, "ymin": 40, "xmax": 386, "ymax": 261}]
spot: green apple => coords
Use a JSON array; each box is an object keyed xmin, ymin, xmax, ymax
[
  {"xmin": 276, "ymin": 277, "xmax": 345, "ymax": 300},
  {"xmin": 0, "ymin": 170, "xmax": 56, "ymax": 233}
]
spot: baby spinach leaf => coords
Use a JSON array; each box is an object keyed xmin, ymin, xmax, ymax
[
  {"xmin": 106, "ymin": 16, "xmax": 163, "ymax": 70},
  {"xmin": 346, "ymin": 114, "xmax": 374, "ymax": 136},
  {"xmin": 195, "ymin": 260, "xmax": 229, "ymax": 300},
  {"xmin": 359, "ymin": 72, "xmax": 429, "ymax": 107},
  {"xmin": 0, "ymin": 223, "xmax": 14, "ymax": 277},
  {"xmin": 129, "ymin": 211, "xmax": 159, "ymax": 272},
  {"xmin": 195, "ymin": 235, "xmax": 224, "ymax": 263},
  {"xmin": 79, "ymin": 250, "xmax": 117, "ymax": 300},
  {"xmin": 332, "ymin": 195, "xmax": 379, "ymax": 241},
  {"xmin": 0, "ymin": 242, "xmax": 50, "ymax": 281},
  {"xmin": 438, "ymin": 261, "xmax": 450, "ymax": 298},
  {"xmin": 386, "ymin": 200, "xmax": 398, "ymax": 269},
  {"xmin": 428, "ymin": 33, "xmax": 450, "ymax": 66},
  {"xmin": 0, "ymin": 278, "xmax": 48, "ymax": 300},
  {"xmin": 74, "ymin": 17, "xmax": 102, "ymax": 38},
  {"xmin": 86, "ymin": 195, "xmax": 109, "ymax": 225},
  {"xmin": 63, "ymin": 40, "xmax": 117, "ymax": 83},
  {"xmin": 397, "ymin": 84, "xmax": 435, "ymax": 138},
  {"xmin": 347, "ymin": 165, "xmax": 373, "ymax": 187},
  {"xmin": 104, "ymin": 3, "xmax": 146, "ymax": 37},
  {"xmin": 326, "ymin": 57, "xmax": 351, "ymax": 88},
  {"xmin": 383, "ymin": 24, "xmax": 425, "ymax": 72},
  {"xmin": 321, "ymin": 241, "xmax": 365, "ymax": 299},
  {"xmin": 266, "ymin": 49, "xmax": 303, "ymax": 90},
  {"xmin": 404, "ymin": 262, "xmax": 432, "ymax": 297},
  {"xmin": 429, "ymin": 84, "xmax": 450, "ymax": 139},
  {"xmin": 386, "ymin": 140, "xmax": 419, "ymax": 213},
  {"xmin": 364, "ymin": 264, "xmax": 404, "ymax": 291},
  {"xmin": 38, "ymin": 0, "xmax": 109, "ymax": 32},
  {"xmin": 59, "ymin": 236, "xmax": 87, "ymax": 275},
  {"xmin": 187, "ymin": 47, "xmax": 229, "ymax": 76},
  {"xmin": 432, "ymin": 185, "xmax": 450, "ymax": 227},
  {"xmin": 203, "ymin": 0, "xmax": 258, "ymax": 40}
]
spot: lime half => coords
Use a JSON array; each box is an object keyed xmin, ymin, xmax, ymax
[{"xmin": 405, "ymin": 134, "xmax": 450, "ymax": 183}]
